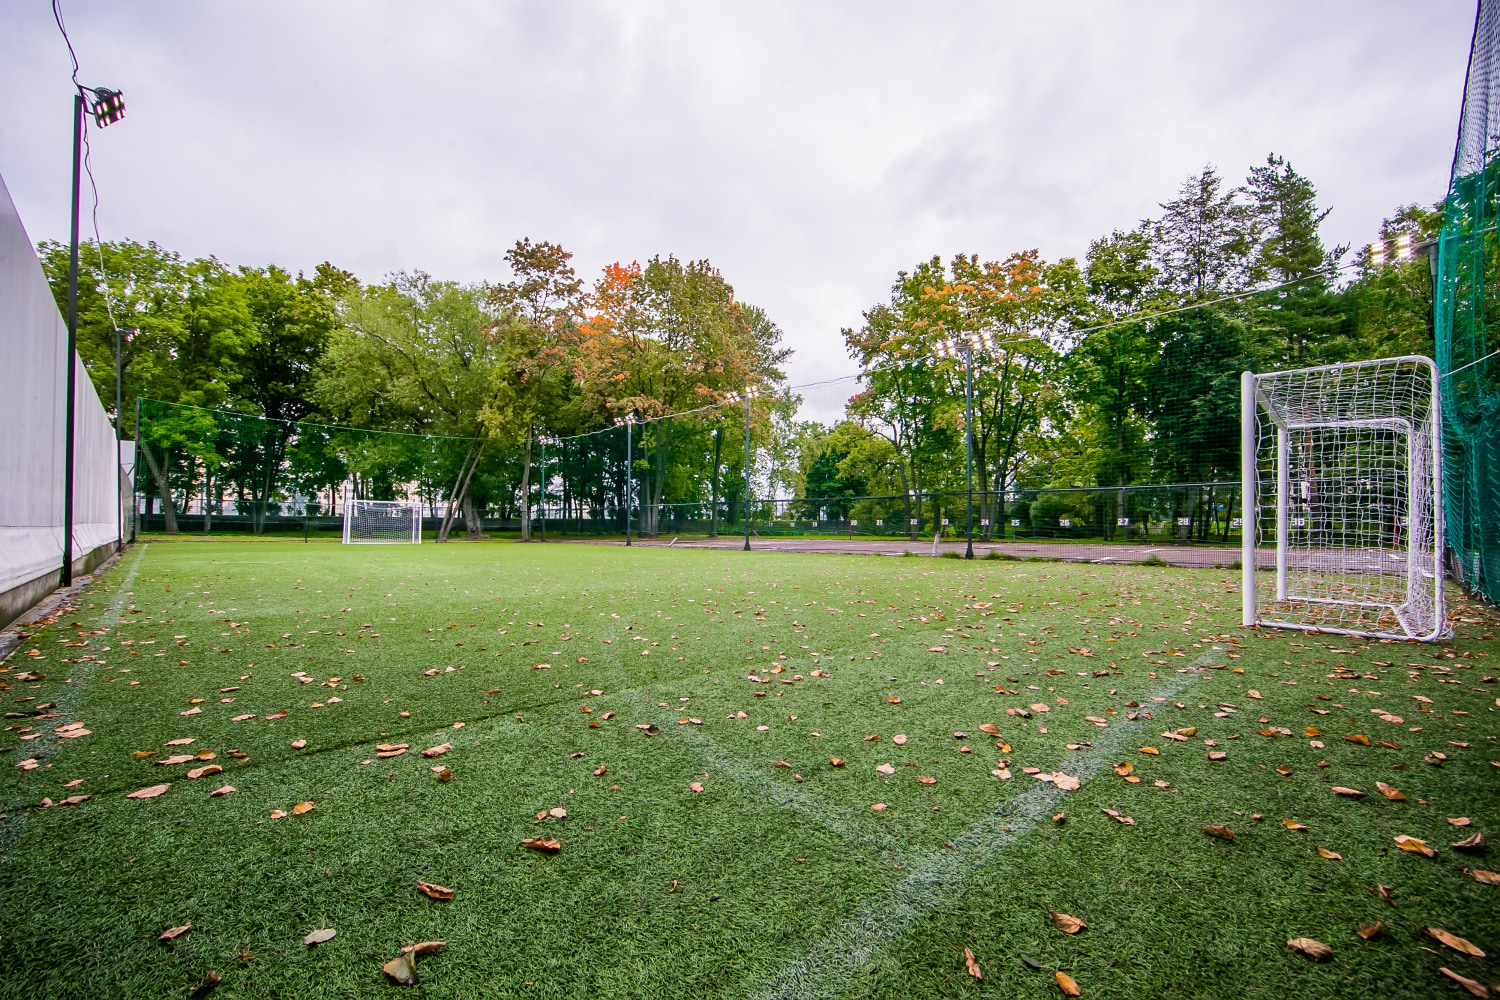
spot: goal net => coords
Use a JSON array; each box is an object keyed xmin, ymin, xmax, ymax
[
  {"xmin": 1240, "ymin": 357, "xmax": 1448, "ymax": 641},
  {"xmin": 342, "ymin": 494, "xmax": 422, "ymax": 544}
]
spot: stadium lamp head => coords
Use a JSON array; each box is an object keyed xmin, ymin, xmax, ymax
[
  {"xmin": 1369, "ymin": 242, "xmax": 1386, "ymax": 267},
  {"xmin": 87, "ymin": 87, "xmax": 125, "ymax": 127}
]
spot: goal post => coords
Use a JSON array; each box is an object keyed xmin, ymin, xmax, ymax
[
  {"xmin": 342, "ymin": 490, "xmax": 423, "ymax": 544},
  {"xmin": 1241, "ymin": 356, "xmax": 1448, "ymax": 641}
]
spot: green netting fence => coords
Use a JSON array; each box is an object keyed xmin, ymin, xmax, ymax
[
  {"xmin": 131, "ymin": 216, "xmax": 1427, "ymax": 570},
  {"xmin": 133, "ymin": 392, "xmax": 1248, "ymax": 562},
  {"xmin": 1436, "ymin": 0, "xmax": 1500, "ymax": 602}
]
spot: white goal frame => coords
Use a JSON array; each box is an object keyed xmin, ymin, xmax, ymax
[
  {"xmin": 1240, "ymin": 356, "xmax": 1448, "ymax": 642},
  {"xmin": 341, "ymin": 490, "xmax": 422, "ymax": 544}
]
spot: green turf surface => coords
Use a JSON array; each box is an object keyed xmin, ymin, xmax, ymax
[{"xmin": 0, "ymin": 540, "xmax": 1495, "ymax": 999}]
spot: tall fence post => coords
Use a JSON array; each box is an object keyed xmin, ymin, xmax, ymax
[
  {"xmin": 1240, "ymin": 371, "xmax": 1257, "ymax": 627},
  {"xmin": 964, "ymin": 341, "xmax": 975, "ymax": 559},
  {"xmin": 131, "ymin": 396, "xmax": 141, "ymax": 542},
  {"xmin": 625, "ymin": 419, "xmax": 633, "ymax": 546},
  {"xmin": 743, "ymin": 391, "xmax": 752, "ymax": 551}
]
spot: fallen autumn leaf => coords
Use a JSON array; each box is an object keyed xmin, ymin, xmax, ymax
[
  {"xmin": 1395, "ymin": 835, "xmax": 1436, "ymax": 857},
  {"xmin": 1439, "ymin": 967, "xmax": 1490, "ymax": 998},
  {"xmin": 1287, "ymin": 937, "xmax": 1333, "ymax": 960},
  {"xmin": 1427, "ymin": 926, "xmax": 1486, "ymax": 957},
  {"xmin": 1050, "ymin": 911, "xmax": 1086, "ymax": 934},
  {"xmin": 127, "ymin": 784, "xmax": 170, "ymax": 800}
]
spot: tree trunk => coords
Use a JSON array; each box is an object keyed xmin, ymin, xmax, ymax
[
  {"xmin": 518, "ymin": 430, "xmax": 533, "ymax": 542},
  {"xmin": 439, "ymin": 440, "xmax": 485, "ymax": 542},
  {"xmin": 140, "ymin": 441, "xmax": 179, "ymax": 534},
  {"xmin": 202, "ymin": 465, "xmax": 214, "ymax": 534},
  {"xmin": 463, "ymin": 491, "xmax": 486, "ymax": 539}
]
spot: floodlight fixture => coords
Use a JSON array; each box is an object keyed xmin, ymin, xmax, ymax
[
  {"xmin": 89, "ymin": 87, "xmax": 125, "ymax": 127},
  {"xmin": 1395, "ymin": 234, "xmax": 1412, "ymax": 261},
  {"xmin": 1370, "ymin": 242, "xmax": 1386, "ymax": 267}
]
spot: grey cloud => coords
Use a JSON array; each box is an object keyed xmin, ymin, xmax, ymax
[{"xmin": 0, "ymin": 0, "xmax": 1474, "ymax": 395}]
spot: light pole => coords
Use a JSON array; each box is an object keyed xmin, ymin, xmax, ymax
[
  {"xmin": 615, "ymin": 415, "xmax": 636, "ymax": 545},
  {"xmin": 725, "ymin": 387, "xmax": 757, "ymax": 551},
  {"xmin": 62, "ymin": 84, "xmax": 126, "ymax": 586},
  {"xmin": 937, "ymin": 333, "xmax": 992, "ymax": 559},
  {"xmin": 114, "ymin": 325, "xmax": 127, "ymax": 549}
]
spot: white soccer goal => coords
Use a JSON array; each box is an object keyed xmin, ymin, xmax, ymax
[
  {"xmin": 342, "ymin": 491, "xmax": 423, "ymax": 544},
  {"xmin": 1240, "ymin": 356, "xmax": 1447, "ymax": 641}
]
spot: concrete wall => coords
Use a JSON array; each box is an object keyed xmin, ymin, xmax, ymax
[{"xmin": 0, "ymin": 172, "xmax": 124, "ymax": 627}]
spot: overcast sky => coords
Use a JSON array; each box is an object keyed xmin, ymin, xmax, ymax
[{"xmin": 0, "ymin": 1, "xmax": 1478, "ymax": 402}]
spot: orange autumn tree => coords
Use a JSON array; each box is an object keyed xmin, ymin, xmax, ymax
[
  {"xmin": 482, "ymin": 238, "xmax": 586, "ymax": 540},
  {"xmin": 571, "ymin": 256, "xmax": 788, "ymax": 535}
]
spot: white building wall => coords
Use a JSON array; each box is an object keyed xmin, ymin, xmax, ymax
[{"xmin": 0, "ymin": 172, "xmax": 123, "ymax": 614}]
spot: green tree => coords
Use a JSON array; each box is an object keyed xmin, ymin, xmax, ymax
[
  {"xmin": 1246, "ymin": 154, "xmax": 1349, "ymax": 365},
  {"xmin": 39, "ymin": 240, "xmax": 255, "ymax": 531},
  {"xmin": 1152, "ymin": 165, "xmax": 1257, "ymax": 301},
  {"xmin": 483, "ymin": 238, "xmax": 587, "ymax": 541},
  {"xmin": 313, "ymin": 273, "xmax": 498, "ymax": 540}
]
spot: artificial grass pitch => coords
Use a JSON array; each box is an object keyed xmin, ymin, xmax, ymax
[{"xmin": 0, "ymin": 540, "xmax": 1495, "ymax": 1000}]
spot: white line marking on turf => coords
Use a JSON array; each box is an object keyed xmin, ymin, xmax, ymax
[
  {"xmin": 673, "ymin": 726, "xmax": 915, "ymax": 861},
  {"xmin": 748, "ymin": 661, "xmax": 1210, "ymax": 1000}
]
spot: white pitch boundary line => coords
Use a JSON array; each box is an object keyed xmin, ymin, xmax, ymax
[
  {"xmin": 672, "ymin": 725, "xmax": 916, "ymax": 862},
  {"xmin": 747, "ymin": 660, "xmax": 1211, "ymax": 1000}
]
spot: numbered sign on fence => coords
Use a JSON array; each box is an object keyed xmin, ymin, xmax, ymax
[
  {"xmin": 1059, "ymin": 518, "xmax": 1072, "ymax": 527},
  {"xmin": 1116, "ymin": 517, "xmax": 1130, "ymax": 526},
  {"xmin": 1177, "ymin": 517, "xmax": 1190, "ymax": 526}
]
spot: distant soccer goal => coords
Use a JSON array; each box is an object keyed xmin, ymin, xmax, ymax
[
  {"xmin": 342, "ymin": 493, "xmax": 422, "ymax": 544},
  {"xmin": 1240, "ymin": 357, "xmax": 1448, "ymax": 641}
]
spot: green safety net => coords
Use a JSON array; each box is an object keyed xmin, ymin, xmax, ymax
[
  {"xmin": 134, "ymin": 394, "xmax": 1245, "ymax": 554},
  {"xmin": 1436, "ymin": 0, "xmax": 1500, "ymax": 602}
]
